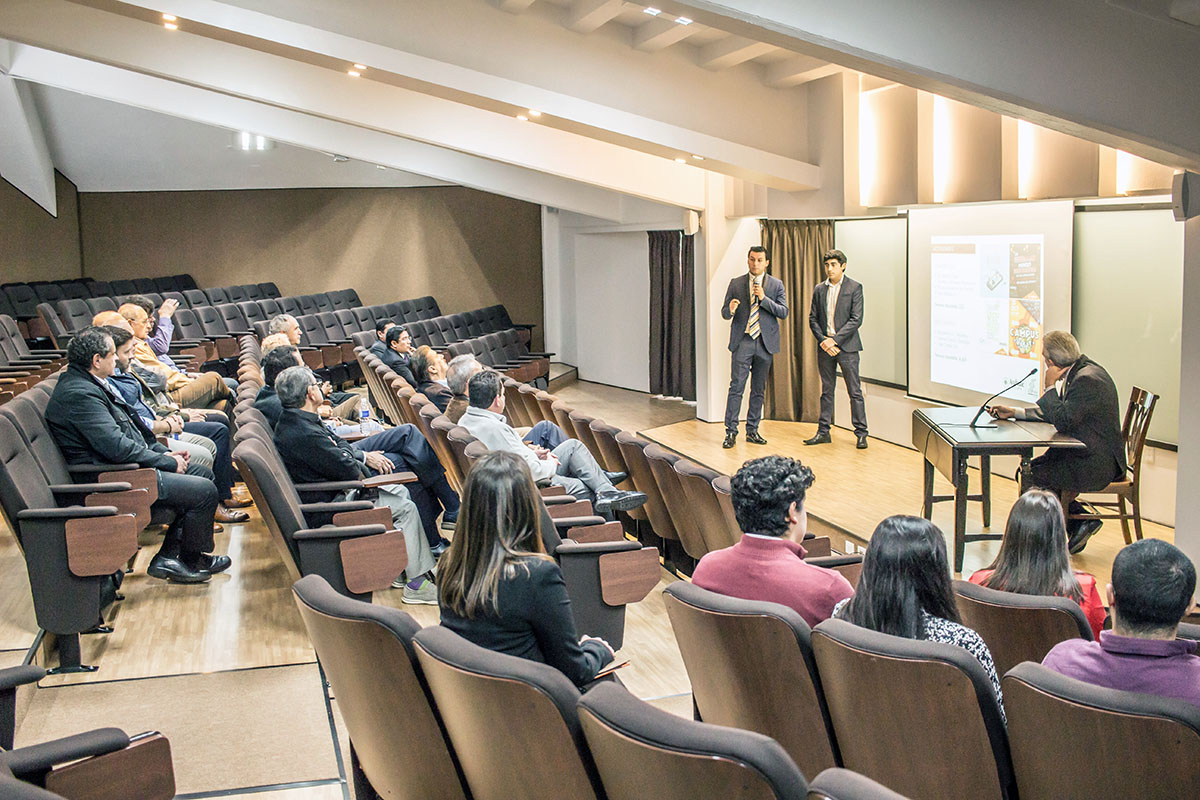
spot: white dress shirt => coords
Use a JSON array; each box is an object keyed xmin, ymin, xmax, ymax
[{"xmin": 824, "ymin": 278, "xmax": 843, "ymax": 337}]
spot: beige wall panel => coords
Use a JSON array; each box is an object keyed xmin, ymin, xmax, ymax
[
  {"xmin": 942, "ymin": 99, "xmax": 1002, "ymax": 204},
  {"xmin": 0, "ymin": 172, "xmax": 82, "ymax": 283},
  {"xmin": 1026, "ymin": 126, "xmax": 1099, "ymax": 199}
]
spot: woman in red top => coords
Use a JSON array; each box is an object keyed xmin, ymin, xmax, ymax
[{"xmin": 969, "ymin": 489, "xmax": 1106, "ymax": 638}]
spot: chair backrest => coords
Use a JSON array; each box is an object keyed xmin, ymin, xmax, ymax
[
  {"xmin": 257, "ymin": 281, "xmax": 281, "ymax": 298},
  {"xmin": 183, "ymin": 289, "xmax": 208, "ymax": 307},
  {"xmin": 204, "ymin": 287, "xmax": 230, "ymax": 306},
  {"xmin": 0, "ymin": 411, "xmax": 58, "ymax": 529},
  {"xmin": 711, "ymin": 474, "xmax": 744, "ymax": 544},
  {"xmin": 195, "ymin": 305, "xmax": 230, "ymax": 337},
  {"xmin": 292, "ymin": 575, "xmax": 469, "ymax": 799},
  {"xmin": 644, "ymin": 444, "xmax": 706, "ymax": 560},
  {"xmin": 577, "ymin": 681, "xmax": 811, "ymax": 800},
  {"xmin": 217, "ymin": 303, "xmax": 251, "ymax": 334},
  {"xmin": 412, "ymin": 625, "xmax": 602, "ymax": 800},
  {"xmin": 662, "ymin": 582, "xmax": 839, "ymax": 778},
  {"xmin": 428, "ymin": 415, "xmax": 466, "ymax": 489},
  {"xmin": 84, "ymin": 297, "xmax": 116, "ymax": 315},
  {"xmin": 226, "ymin": 285, "xmax": 250, "ymax": 304},
  {"xmin": 806, "ymin": 769, "xmax": 910, "ymax": 800},
  {"xmin": 952, "ymin": 579, "xmax": 1093, "ymax": 676},
  {"xmin": 230, "ymin": 438, "xmax": 306, "ymax": 579},
  {"xmin": 0, "ymin": 394, "xmax": 73, "ymax": 487},
  {"xmin": 1121, "ymin": 386, "xmax": 1158, "ymax": 481},
  {"xmin": 811, "ymin": 618, "xmax": 1014, "ymax": 800},
  {"xmin": 55, "ymin": 299, "xmax": 94, "ymax": 334},
  {"xmin": 615, "ymin": 431, "xmax": 677, "ymax": 541},
  {"xmin": 1003, "ymin": 662, "xmax": 1200, "ymax": 799},
  {"xmin": 674, "ymin": 460, "xmax": 739, "ymax": 553},
  {"xmin": 445, "ymin": 426, "xmax": 477, "ymax": 482}
]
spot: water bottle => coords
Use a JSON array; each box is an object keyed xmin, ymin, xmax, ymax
[{"xmin": 360, "ymin": 401, "xmax": 370, "ymax": 425}]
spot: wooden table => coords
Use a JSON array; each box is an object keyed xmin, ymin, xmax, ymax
[{"xmin": 912, "ymin": 407, "xmax": 1085, "ymax": 571}]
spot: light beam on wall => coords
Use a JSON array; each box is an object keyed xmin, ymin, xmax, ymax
[
  {"xmin": 1116, "ymin": 150, "xmax": 1134, "ymax": 195},
  {"xmin": 933, "ymin": 95, "xmax": 951, "ymax": 204},
  {"xmin": 858, "ymin": 77, "xmax": 878, "ymax": 207},
  {"xmin": 1017, "ymin": 119, "xmax": 1035, "ymax": 199}
]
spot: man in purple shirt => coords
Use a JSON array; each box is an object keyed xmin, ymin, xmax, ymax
[
  {"xmin": 1043, "ymin": 538, "xmax": 1200, "ymax": 707},
  {"xmin": 691, "ymin": 456, "xmax": 854, "ymax": 628}
]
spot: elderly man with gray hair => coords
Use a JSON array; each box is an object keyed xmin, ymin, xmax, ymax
[
  {"xmin": 271, "ymin": 365, "xmax": 438, "ymax": 604},
  {"xmin": 989, "ymin": 330, "xmax": 1126, "ymax": 554},
  {"xmin": 444, "ymin": 355, "xmax": 570, "ymax": 452}
]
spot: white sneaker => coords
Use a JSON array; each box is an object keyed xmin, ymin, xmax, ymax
[{"xmin": 402, "ymin": 578, "xmax": 438, "ymax": 605}]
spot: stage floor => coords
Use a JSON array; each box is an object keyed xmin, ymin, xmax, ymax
[{"xmin": 640, "ymin": 419, "xmax": 1175, "ymax": 588}]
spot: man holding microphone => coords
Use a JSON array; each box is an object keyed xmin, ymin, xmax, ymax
[{"xmin": 721, "ymin": 246, "xmax": 789, "ymax": 449}]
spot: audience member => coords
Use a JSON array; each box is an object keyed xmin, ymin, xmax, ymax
[
  {"xmin": 691, "ymin": 456, "xmax": 853, "ymax": 627},
  {"xmin": 368, "ymin": 319, "xmax": 394, "ymax": 360},
  {"xmin": 266, "ymin": 314, "xmax": 360, "ymax": 413},
  {"xmin": 970, "ymin": 490, "xmax": 1106, "ymax": 637},
  {"xmin": 834, "ymin": 515, "xmax": 1004, "ymax": 717},
  {"xmin": 256, "ymin": 346, "xmax": 360, "ymax": 425},
  {"xmin": 101, "ymin": 324, "xmax": 250, "ymax": 524},
  {"xmin": 268, "ymin": 313, "xmax": 303, "ymax": 346},
  {"xmin": 1043, "ymin": 539, "xmax": 1200, "ymax": 707},
  {"xmin": 445, "ymin": 355, "xmax": 566, "ymax": 450},
  {"xmin": 46, "ymin": 327, "xmax": 227, "ymax": 584},
  {"xmin": 380, "ymin": 325, "xmax": 418, "ymax": 386},
  {"xmin": 117, "ymin": 303, "xmax": 233, "ymax": 413},
  {"xmin": 272, "ymin": 366, "xmax": 438, "ymax": 603},
  {"xmin": 126, "ymin": 296, "xmax": 238, "ymax": 392},
  {"xmin": 412, "ymin": 345, "xmax": 454, "ymax": 412},
  {"xmin": 438, "ymin": 451, "xmax": 615, "ymax": 687},
  {"xmin": 458, "ymin": 370, "xmax": 645, "ymax": 514},
  {"xmin": 260, "ymin": 332, "xmax": 290, "ymax": 355}
]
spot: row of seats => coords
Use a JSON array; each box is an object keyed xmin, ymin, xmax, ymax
[
  {"xmin": 1, "ymin": 273, "xmax": 200, "ymax": 320},
  {"xmin": 293, "ymin": 572, "xmax": 904, "ymax": 800},
  {"xmin": 0, "ymin": 316, "xmax": 67, "ymax": 404}
]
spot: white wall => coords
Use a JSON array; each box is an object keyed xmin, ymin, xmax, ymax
[{"xmin": 573, "ymin": 231, "xmax": 651, "ymax": 391}]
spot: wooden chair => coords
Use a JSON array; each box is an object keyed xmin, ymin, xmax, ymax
[
  {"xmin": 1068, "ymin": 386, "xmax": 1157, "ymax": 544},
  {"xmin": 811, "ymin": 618, "xmax": 1015, "ymax": 800},
  {"xmin": 663, "ymin": 582, "xmax": 839, "ymax": 780},
  {"xmin": 1003, "ymin": 662, "xmax": 1200, "ymax": 799},
  {"xmin": 953, "ymin": 579, "xmax": 1093, "ymax": 677},
  {"xmin": 577, "ymin": 681, "xmax": 812, "ymax": 800}
]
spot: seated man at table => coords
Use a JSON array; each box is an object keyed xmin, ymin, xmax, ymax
[
  {"xmin": 458, "ymin": 370, "xmax": 644, "ymax": 515},
  {"xmin": 1042, "ymin": 539, "xmax": 1199, "ymax": 708},
  {"xmin": 988, "ymin": 330, "xmax": 1125, "ymax": 553},
  {"xmin": 272, "ymin": 366, "xmax": 438, "ymax": 604},
  {"xmin": 691, "ymin": 455, "xmax": 854, "ymax": 627}
]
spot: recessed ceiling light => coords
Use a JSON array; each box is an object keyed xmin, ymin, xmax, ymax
[
  {"xmin": 674, "ymin": 157, "xmax": 687, "ymax": 164},
  {"xmin": 643, "ymin": 7, "xmax": 662, "ymax": 16},
  {"xmin": 353, "ymin": 64, "xmax": 366, "ymax": 71},
  {"xmin": 675, "ymin": 16, "xmax": 692, "ymax": 25},
  {"xmin": 376, "ymin": 165, "xmax": 387, "ymax": 170},
  {"xmin": 237, "ymin": 132, "xmax": 273, "ymax": 151},
  {"xmin": 516, "ymin": 114, "xmax": 529, "ymax": 121},
  {"xmin": 691, "ymin": 154, "xmax": 705, "ymax": 161},
  {"xmin": 164, "ymin": 21, "xmax": 178, "ymax": 30},
  {"xmin": 347, "ymin": 69, "xmax": 361, "ymax": 77},
  {"xmin": 528, "ymin": 109, "xmax": 542, "ymax": 117},
  {"xmin": 162, "ymin": 14, "xmax": 177, "ymax": 22}
]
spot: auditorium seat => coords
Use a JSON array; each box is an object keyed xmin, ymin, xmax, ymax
[
  {"xmin": 616, "ymin": 431, "xmax": 682, "ymax": 559},
  {"xmin": 32, "ymin": 283, "xmax": 65, "ymax": 307},
  {"xmin": 291, "ymin": 575, "xmax": 470, "ymax": 800},
  {"xmin": 811, "ymin": 618, "xmax": 1015, "ymax": 799},
  {"xmin": 258, "ymin": 297, "xmax": 284, "ymax": 318},
  {"xmin": 807, "ymin": 770, "xmax": 910, "ymax": 800},
  {"xmin": 412, "ymin": 625, "xmax": 606, "ymax": 800},
  {"xmin": 109, "ymin": 279, "xmax": 137, "ymax": 296},
  {"xmin": 173, "ymin": 273, "xmax": 199, "ymax": 291},
  {"xmin": 56, "ymin": 280, "xmax": 91, "ymax": 301},
  {"xmin": 663, "ymin": 582, "xmax": 839, "ymax": 778},
  {"xmin": 674, "ymin": 460, "xmax": 739, "ymax": 554},
  {"xmin": 3, "ymin": 284, "xmax": 40, "ymax": 322},
  {"xmin": 183, "ymin": 289, "xmax": 208, "ymax": 307},
  {"xmin": 711, "ymin": 474, "xmax": 745, "ymax": 546},
  {"xmin": 242, "ymin": 284, "xmax": 263, "ymax": 302},
  {"xmin": 132, "ymin": 277, "xmax": 158, "ymax": 294},
  {"xmin": 257, "ymin": 281, "xmax": 281, "ymax": 298},
  {"xmin": 225, "ymin": 285, "xmax": 249, "ymax": 304},
  {"xmin": 279, "ymin": 296, "xmax": 302, "ymax": 317},
  {"xmin": 952, "ymin": 580, "xmax": 1094, "ymax": 678},
  {"xmin": 644, "ymin": 444, "xmax": 706, "ymax": 565},
  {"xmin": 1002, "ymin": 662, "xmax": 1200, "ymax": 799},
  {"xmin": 577, "ymin": 681, "xmax": 814, "ymax": 800},
  {"xmin": 151, "ymin": 276, "xmax": 177, "ymax": 293},
  {"xmin": 351, "ymin": 307, "xmax": 377, "ymax": 333}
]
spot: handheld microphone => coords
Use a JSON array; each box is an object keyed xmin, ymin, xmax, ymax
[{"xmin": 968, "ymin": 367, "xmax": 1038, "ymax": 428}]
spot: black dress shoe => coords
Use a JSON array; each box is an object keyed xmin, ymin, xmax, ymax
[
  {"xmin": 745, "ymin": 431, "xmax": 768, "ymax": 445},
  {"xmin": 430, "ymin": 540, "xmax": 450, "ymax": 558},
  {"xmin": 1068, "ymin": 518, "xmax": 1103, "ymax": 554},
  {"xmin": 722, "ymin": 431, "xmax": 737, "ymax": 449},
  {"xmin": 595, "ymin": 490, "xmax": 648, "ymax": 514},
  {"xmin": 191, "ymin": 553, "xmax": 232, "ymax": 575},
  {"xmin": 603, "ymin": 470, "xmax": 628, "ymax": 486},
  {"xmin": 804, "ymin": 432, "xmax": 831, "ymax": 445},
  {"xmin": 856, "ymin": 434, "xmax": 869, "ymax": 449},
  {"xmin": 147, "ymin": 554, "xmax": 211, "ymax": 584}
]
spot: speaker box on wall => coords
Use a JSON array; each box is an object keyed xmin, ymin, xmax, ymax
[{"xmin": 1173, "ymin": 170, "xmax": 1198, "ymax": 221}]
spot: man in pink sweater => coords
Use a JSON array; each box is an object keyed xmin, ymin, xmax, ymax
[{"xmin": 692, "ymin": 456, "xmax": 853, "ymax": 627}]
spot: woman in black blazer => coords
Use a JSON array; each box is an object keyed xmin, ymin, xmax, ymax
[{"xmin": 437, "ymin": 451, "xmax": 614, "ymax": 687}]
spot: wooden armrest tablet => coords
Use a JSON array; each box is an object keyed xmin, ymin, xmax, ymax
[
  {"xmin": 547, "ymin": 500, "xmax": 594, "ymax": 519},
  {"xmin": 332, "ymin": 506, "xmax": 392, "ymax": 529},
  {"xmin": 46, "ymin": 732, "xmax": 175, "ymax": 800},
  {"xmin": 339, "ymin": 530, "xmax": 408, "ymax": 594},
  {"xmin": 565, "ymin": 521, "xmax": 625, "ymax": 543},
  {"xmin": 598, "ymin": 547, "xmax": 661, "ymax": 606},
  {"xmin": 360, "ymin": 471, "xmax": 418, "ymax": 487},
  {"xmin": 539, "ymin": 485, "xmax": 568, "ymax": 497},
  {"xmin": 84, "ymin": 488, "xmax": 151, "ymax": 531},
  {"xmin": 65, "ymin": 514, "xmax": 140, "ymax": 577}
]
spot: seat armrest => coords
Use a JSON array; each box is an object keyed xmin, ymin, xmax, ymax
[
  {"xmin": 293, "ymin": 481, "xmax": 366, "ymax": 493},
  {"xmin": 550, "ymin": 514, "xmax": 606, "ymax": 530},
  {"xmin": 17, "ymin": 506, "xmax": 117, "ymax": 520},
  {"xmin": 360, "ymin": 471, "xmax": 418, "ymax": 487},
  {"xmin": 555, "ymin": 539, "xmax": 641, "ymax": 556},
  {"xmin": 3, "ymin": 728, "xmax": 130, "ymax": 779},
  {"xmin": 0, "ymin": 665, "xmax": 46, "ymax": 692},
  {"xmin": 293, "ymin": 523, "xmax": 388, "ymax": 541},
  {"xmin": 49, "ymin": 482, "xmax": 133, "ymax": 496},
  {"xmin": 298, "ymin": 500, "xmax": 376, "ymax": 516},
  {"xmin": 67, "ymin": 463, "xmax": 140, "ymax": 476}
]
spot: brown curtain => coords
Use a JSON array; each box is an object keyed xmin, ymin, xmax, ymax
[
  {"xmin": 648, "ymin": 230, "xmax": 696, "ymax": 401},
  {"xmin": 761, "ymin": 219, "xmax": 835, "ymax": 422}
]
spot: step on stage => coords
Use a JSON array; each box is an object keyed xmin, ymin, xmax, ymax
[{"xmin": 639, "ymin": 418, "xmax": 1173, "ymax": 587}]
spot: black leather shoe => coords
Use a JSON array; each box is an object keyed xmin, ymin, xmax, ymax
[
  {"xmin": 746, "ymin": 431, "xmax": 768, "ymax": 445},
  {"xmin": 856, "ymin": 434, "xmax": 869, "ymax": 449},
  {"xmin": 191, "ymin": 553, "xmax": 232, "ymax": 575},
  {"xmin": 722, "ymin": 431, "xmax": 737, "ymax": 449},
  {"xmin": 430, "ymin": 539, "xmax": 450, "ymax": 557},
  {"xmin": 440, "ymin": 515, "xmax": 458, "ymax": 531},
  {"xmin": 804, "ymin": 432, "xmax": 831, "ymax": 445},
  {"xmin": 603, "ymin": 470, "xmax": 628, "ymax": 486},
  {"xmin": 1068, "ymin": 518, "xmax": 1103, "ymax": 554},
  {"xmin": 147, "ymin": 554, "xmax": 211, "ymax": 584},
  {"xmin": 595, "ymin": 490, "xmax": 648, "ymax": 514}
]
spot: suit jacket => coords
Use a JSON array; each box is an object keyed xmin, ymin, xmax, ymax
[
  {"xmin": 418, "ymin": 381, "xmax": 454, "ymax": 413},
  {"xmin": 445, "ymin": 394, "xmax": 469, "ymax": 424},
  {"xmin": 273, "ymin": 408, "xmax": 369, "ymax": 501},
  {"xmin": 254, "ymin": 386, "xmax": 284, "ymax": 428},
  {"xmin": 46, "ymin": 364, "xmax": 177, "ymax": 471},
  {"xmin": 367, "ymin": 340, "xmax": 388, "ymax": 360},
  {"xmin": 1026, "ymin": 355, "xmax": 1126, "ymax": 488},
  {"xmin": 808, "ymin": 276, "xmax": 864, "ymax": 352},
  {"xmin": 722, "ymin": 273, "xmax": 789, "ymax": 354},
  {"xmin": 380, "ymin": 347, "xmax": 417, "ymax": 387}
]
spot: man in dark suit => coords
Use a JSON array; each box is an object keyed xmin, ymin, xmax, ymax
[
  {"xmin": 989, "ymin": 330, "xmax": 1126, "ymax": 553},
  {"xmin": 380, "ymin": 325, "xmax": 418, "ymax": 387},
  {"xmin": 46, "ymin": 327, "xmax": 227, "ymax": 584},
  {"xmin": 367, "ymin": 319, "xmax": 394, "ymax": 360},
  {"xmin": 806, "ymin": 249, "xmax": 868, "ymax": 449},
  {"xmin": 721, "ymin": 246, "xmax": 789, "ymax": 448}
]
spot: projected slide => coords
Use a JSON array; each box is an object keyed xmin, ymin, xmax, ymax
[{"xmin": 929, "ymin": 234, "xmax": 1043, "ymax": 403}]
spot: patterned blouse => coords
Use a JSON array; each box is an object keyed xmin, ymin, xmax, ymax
[{"xmin": 833, "ymin": 599, "xmax": 1005, "ymax": 723}]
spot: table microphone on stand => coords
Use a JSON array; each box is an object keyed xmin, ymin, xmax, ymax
[{"xmin": 968, "ymin": 367, "xmax": 1038, "ymax": 428}]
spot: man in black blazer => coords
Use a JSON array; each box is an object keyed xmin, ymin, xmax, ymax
[
  {"xmin": 989, "ymin": 330, "xmax": 1126, "ymax": 553},
  {"xmin": 380, "ymin": 325, "xmax": 418, "ymax": 387},
  {"xmin": 806, "ymin": 249, "xmax": 868, "ymax": 448},
  {"xmin": 46, "ymin": 327, "xmax": 227, "ymax": 584},
  {"xmin": 721, "ymin": 246, "xmax": 789, "ymax": 448}
]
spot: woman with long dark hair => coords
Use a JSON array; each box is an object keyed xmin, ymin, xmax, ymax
[
  {"xmin": 970, "ymin": 490, "xmax": 1105, "ymax": 637},
  {"xmin": 438, "ymin": 450, "xmax": 614, "ymax": 687},
  {"xmin": 834, "ymin": 515, "xmax": 1003, "ymax": 712}
]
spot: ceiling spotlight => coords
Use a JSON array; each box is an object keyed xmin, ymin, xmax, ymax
[
  {"xmin": 691, "ymin": 154, "xmax": 705, "ymax": 161},
  {"xmin": 674, "ymin": 157, "xmax": 687, "ymax": 164},
  {"xmin": 643, "ymin": 7, "xmax": 662, "ymax": 16},
  {"xmin": 164, "ymin": 21, "xmax": 178, "ymax": 29},
  {"xmin": 516, "ymin": 114, "xmax": 529, "ymax": 121},
  {"xmin": 347, "ymin": 69, "xmax": 361, "ymax": 77},
  {"xmin": 528, "ymin": 109, "xmax": 542, "ymax": 117},
  {"xmin": 353, "ymin": 64, "xmax": 366, "ymax": 71},
  {"xmin": 162, "ymin": 14, "xmax": 177, "ymax": 22},
  {"xmin": 332, "ymin": 154, "xmax": 350, "ymax": 163},
  {"xmin": 237, "ymin": 132, "xmax": 273, "ymax": 151},
  {"xmin": 674, "ymin": 16, "xmax": 692, "ymax": 25},
  {"xmin": 376, "ymin": 165, "xmax": 387, "ymax": 170}
]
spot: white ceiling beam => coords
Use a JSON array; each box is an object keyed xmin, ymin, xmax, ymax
[
  {"xmin": 633, "ymin": 18, "xmax": 701, "ymax": 52},
  {"xmin": 0, "ymin": 73, "xmax": 56, "ymax": 214},
  {"xmin": 765, "ymin": 56, "xmax": 841, "ymax": 88},
  {"xmin": 699, "ymin": 35, "xmax": 775, "ymax": 70},
  {"xmin": 565, "ymin": 0, "xmax": 625, "ymax": 34},
  {"xmin": 493, "ymin": 0, "xmax": 539, "ymax": 13},
  {"xmin": 9, "ymin": 46, "xmax": 635, "ymax": 220}
]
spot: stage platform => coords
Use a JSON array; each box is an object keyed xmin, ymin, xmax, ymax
[{"xmin": 640, "ymin": 418, "xmax": 1175, "ymax": 588}]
